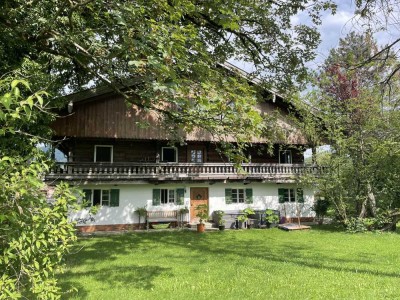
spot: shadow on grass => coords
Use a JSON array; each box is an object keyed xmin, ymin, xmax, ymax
[
  {"xmin": 60, "ymin": 264, "xmax": 171, "ymax": 299},
  {"xmin": 65, "ymin": 233, "xmax": 150, "ymax": 266},
  {"xmin": 60, "ymin": 281, "xmax": 88, "ymax": 300},
  {"xmin": 310, "ymin": 224, "xmax": 346, "ymax": 233},
  {"xmin": 60, "ymin": 228, "xmax": 400, "ymax": 298},
  {"xmin": 60, "ymin": 233, "xmax": 177, "ymax": 298},
  {"xmin": 311, "ymin": 223, "xmax": 400, "ymax": 234},
  {"xmin": 142, "ymin": 230, "xmax": 400, "ymax": 279}
]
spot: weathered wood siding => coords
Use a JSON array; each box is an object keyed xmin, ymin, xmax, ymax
[
  {"xmin": 66, "ymin": 139, "xmax": 303, "ymax": 164},
  {"xmin": 52, "ymin": 94, "xmax": 307, "ymax": 144},
  {"xmin": 71, "ymin": 139, "xmax": 158, "ymax": 162},
  {"xmin": 52, "ymin": 94, "xmax": 169, "ymax": 140}
]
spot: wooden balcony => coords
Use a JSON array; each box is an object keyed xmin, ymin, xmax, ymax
[{"xmin": 45, "ymin": 162, "xmax": 325, "ymax": 184}]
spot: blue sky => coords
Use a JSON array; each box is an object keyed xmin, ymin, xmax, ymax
[
  {"xmin": 304, "ymin": 0, "xmax": 395, "ymax": 69},
  {"xmin": 232, "ymin": 1, "xmax": 359, "ymax": 73},
  {"xmin": 309, "ymin": 1, "xmax": 356, "ymax": 68}
]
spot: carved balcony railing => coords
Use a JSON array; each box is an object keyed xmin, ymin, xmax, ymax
[{"xmin": 45, "ymin": 162, "xmax": 326, "ymax": 183}]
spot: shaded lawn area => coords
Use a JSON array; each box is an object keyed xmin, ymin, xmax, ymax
[{"xmin": 59, "ymin": 226, "xmax": 400, "ymax": 299}]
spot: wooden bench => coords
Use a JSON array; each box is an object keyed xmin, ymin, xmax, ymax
[{"xmin": 146, "ymin": 210, "xmax": 178, "ymax": 229}]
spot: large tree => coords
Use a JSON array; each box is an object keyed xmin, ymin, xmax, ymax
[
  {"xmin": 0, "ymin": 1, "xmax": 340, "ymax": 297},
  {"xmin": 0, "ymin": 0, "xmax": 336, "ymax": 145},
  {"xmin": 349, "ymin": 1, "xmax": 400, "ymax": 87},
  {"xmin": 296, "ymin": 32, "xmax": 400, "ymax": 226}
]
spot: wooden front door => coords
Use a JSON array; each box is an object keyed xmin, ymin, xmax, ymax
[{"xmin": 190, "ymin": 187, "xmax": 209, "ymax": 222}]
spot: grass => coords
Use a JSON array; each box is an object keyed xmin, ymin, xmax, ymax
[{"xmin": 59, "ymin": 226, "xmax": 400, "ymax": 300}]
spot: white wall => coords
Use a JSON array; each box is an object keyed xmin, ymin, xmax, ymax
[
  {"xmin": 207, "ymin": 183, "xmax": 315, "ymax": 219},
  {"xmin": 71, "ymin": 182, "xmax": 315, "ymax": 226}
]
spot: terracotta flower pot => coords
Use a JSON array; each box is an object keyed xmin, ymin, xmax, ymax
[{"xmin": 197, "ymin": 223, "xmax": 205, "ymax": 233}]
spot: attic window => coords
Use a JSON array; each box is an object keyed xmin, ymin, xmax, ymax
[
  {"xmin": 279, "ymin": 150, "xmax": 292, "ymax": 164},
  {"xmin": 94, "ymin": 145, "xmax": 113, "ymax": 162},
  {"xmin": 162, "ymin": 147, "xmax": 177, "ymax": 162},
  {"xmin": 190, "ymin": 149, "xmax": 203, "ymax": 163}
]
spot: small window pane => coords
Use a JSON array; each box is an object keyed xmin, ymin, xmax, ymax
[
  {"xmin": 162, "ymin": 148, "xmax": 177, "ymax": 162},
  {"xmin": 190, "ymin": 149, "xmax": 203, "ymax": 163},
  {"xmin": 279, "ymin": 150, "xmax": 292, "ymax": 164},
  {"xmin": 231, "ymin": 189, "xmax": 245, "ymax": 203},
  {"xmin": 282, "ymin": 189, "xmax": 289, "ymax": 202},
  {"xmin": 96, "ymin": 146, "xmax": 112, "ymax": 162},
  {"xmin": 93, "ymin": 189, "xmax": 101, "ymax": 205},
  {"xmin": 279, "ymin": 188, "xmax": 296, "ymax": 203},
  {"xmin": 160, "ymin": 189, "xmax": 174, "ymax": 204},
  {"xmin": 238, "ymin": 189, "xmax": 244, "ymax": 203},
  {"xmin": 168, "ymin": 190, "xmax": 175, "ymax": 203},
  {"xmin": 289, "ymin": 189, "xmax": 295, "ymax": 202},
  {"xmin": 161, "ymin": 189, "xmax": 168, "ymax": 204},
  {"xmin": 102, "ymin": 190, "xmax": 110, "ymax": 206},
  {"xmin": 232, "ymin": 189, "xmax": 238, "ymax": 203}
]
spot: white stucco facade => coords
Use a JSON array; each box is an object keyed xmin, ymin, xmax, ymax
[{"xmin": 70, "ymin": 182, "xmax": 315, "ymax": 227}]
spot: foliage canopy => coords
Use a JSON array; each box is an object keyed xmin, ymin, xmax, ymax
[
  {"xmin": 0, "ymin": 80, "xmax": 82, "ymax": 299},
  {"xmin": 0, "ymin": 0, "xmax": 336, "ymax": 144},
  {"xmin": 297, "ymin": 31, "xmax": 400, "ymax": 229}
]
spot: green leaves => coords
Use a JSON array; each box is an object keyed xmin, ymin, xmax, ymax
[
  {"xmin": 297, "ymin": 31, "xmax": 400, "ymax": 223},
  {"xmin": 0, "ymin": 0, "xmax": 335, "ymax": 144},
  {"xmin": 0, "ymin": 81, "xmax": 79, "ymax": 299}
]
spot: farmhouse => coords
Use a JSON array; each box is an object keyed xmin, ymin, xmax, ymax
[{"xmin": 45, "ymin": 65, "xmax": 322, "ymax": 231}]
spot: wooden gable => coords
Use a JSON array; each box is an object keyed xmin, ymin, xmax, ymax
[{"xmin": 52, "ymin": 91, "xmax": 307, "ymax": 144}]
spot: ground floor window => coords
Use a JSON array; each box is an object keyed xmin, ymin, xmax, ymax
[
  {"xmin": 153, "ymin": 188, "xmax": 185, "ymax": 205},
  {"xmin": 161, "ymin": 189, "xmax": 175, "ymax": 204},
  {"xmin": 232, "ymin": 189, "xmax": 245, "ymax": 203},
  {"xmin": 278, "ymin": 188, "xmax": 304, "ymax": 203},
  {"xmin": 82, "ymin": 189, "xmax": 119, "ymax": 207},
  {"xmin": 225, "ymin": 188, "xmax": 253, "ymax": 204}
]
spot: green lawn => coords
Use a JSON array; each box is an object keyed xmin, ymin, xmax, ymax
[{"xmin": 59, "ymin": 227, "xmax": 400, "ymax": 300}]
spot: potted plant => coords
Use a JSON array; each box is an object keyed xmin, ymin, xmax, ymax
[
  {"xmin": 178, "ymin": 206, "xmax": 189, "ymax": 228},
  {"xmin": 135, "ymin": 206, "xmax": 147, "ymax": 229},
  {"xmin": 196, "ymin": 204, "xmax": 208, "ymax": 233},
  {"xmin": 264, "ymin": 209, "xmax": 279, "ymax": 228},
  {"xmin": 237, "ymin": 207, "xmax": 255, "ymax": 229},
  {"xmin": 214, "ymin": 210, "xmax": 225, "ymax": 231}
]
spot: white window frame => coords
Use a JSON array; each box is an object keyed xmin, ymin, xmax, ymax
[
  {"xmin": 160, "ymin": 189, "xmax": 175, "ymax": 204},
  {"xmin": 87, "ymin": 189, "xmax": 111, "ymax": 206},
  {"xmin": 232, "ymin": 188, "xmax": 245, "ymax": 204},
  {"xmin": 279, "ymin": 150, "xmax": 292, "ymax": 164},
  {"xmin": 94, "ymin": 145, "xmax": 113, "ymax": 163},
  {"xmin": 101, "ymin": 190, "xmax": 110, "ymax": 206},
  {"xmin": 190, "ymin": 149, "xmax": 203, "ymax": 163},
  {"xmin": 161, "ymin": 147, "xmax": 178, "ymax": 163},
  {"xmin": 280, "ymin": 188, "xmax": 296, "ymax": 202}
]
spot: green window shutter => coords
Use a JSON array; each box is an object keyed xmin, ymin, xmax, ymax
[
  {"xmin": 176, "ymin": 188, "xmax": 184, "ymax": 205},
  {"xmin": 152, "ymin": 189, "xmax": 161, "ymax": 206},
  {"xmin": 245, "ymin": 189, "xmax": 253, "ymax": 204},
  {"xmin": 110, "ymin": 189, "xmax": 120, "ymax": 207},
  {"xmin": 82, "ymin": 189, "xmax": 92, "ymax": 207},
  {"xmin": 297, "ymin": 188, "xmax": 304, "ymax": 203},
  {"xmin": 225, "ymin": 188, "xmax": 232, "ymax": 204},
  {"xmin": 278, "ymin": 188, "xmax": 285, "ymax": 203}
]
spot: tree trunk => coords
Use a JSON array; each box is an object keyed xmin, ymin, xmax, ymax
[
  {"xmin": 312, "ymin": 146, "xmax": 317, "ymax": 165},
  {"xmin": 359, "ymin": 199, "xmax": 367, "ymax": 218},
  {"xmin": 367, "ymin": 182, "xmax": 377, "ymax": 217}
]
